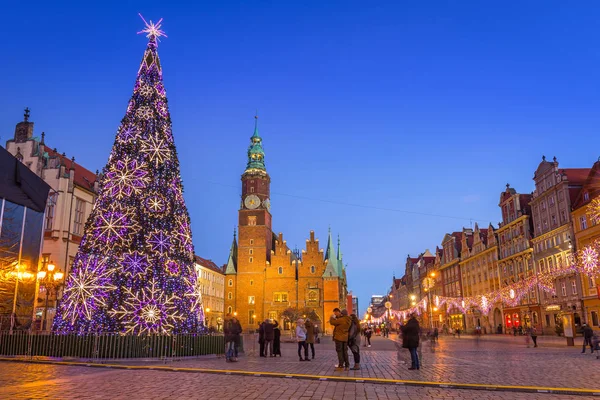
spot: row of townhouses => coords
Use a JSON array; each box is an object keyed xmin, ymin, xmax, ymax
[{"xmin": 388, "ymin": 156, "xmax": 600, "ymax": 335}]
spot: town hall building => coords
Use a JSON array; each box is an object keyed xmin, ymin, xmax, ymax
[{"xmin": 224, "ymin": 117, "xmax": 348, "ymax": 332}]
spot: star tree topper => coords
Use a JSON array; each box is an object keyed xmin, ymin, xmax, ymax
[{"xmin": 137, "ymin": 13, "xmax": 167, "ymax": 43}]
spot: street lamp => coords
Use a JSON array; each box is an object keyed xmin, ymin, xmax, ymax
[
  {"xmin": 10, "ymin": 263, "xmax": 36, "ymax": 333},
  {"xmin": 37, "ymin": 261, "xmax": 65, "ymax": 331},
  {"xmin": 384, "ymin": 301, "xmax": 392, "ymax": 336},
  {"xmin": 422, "ymin": 275, "xmax": 436, "ymax": 329}
]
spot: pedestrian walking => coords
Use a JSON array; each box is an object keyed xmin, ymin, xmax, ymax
[
  {"xmin": 582, "ymin": 324, "xmax": 594, "ymax": 353},
  {"xmin": 433, "ymin": 327, "xmax": 439, "ymax": 343},
  {"xmin": 364, "ymin": 325, "xmax": 372, "ymax": 347},
  {"xmin": 305, "ymin": 318, "xmax": 316, "ymax": 359},
  {"xmin": 296, "ymin": 318, "xmax": 309, "ymax": 361},
  {"xmin": 401, "ymin": 313, "xmax": 420, "ymax": 370},
  {"xmin": 530, "ymin": 326, "xmax": 538, "ymax": 348},
  {"xmin": 348, "ymin": 313, "xmax": 361, "ymax": 370},
  {"xmin": 330, "ymin": 308, "xmax": 351, "ymax": 371},
  {"xmin": 273, "ymin": 321, "xmax": 282, "ymax": 357}
]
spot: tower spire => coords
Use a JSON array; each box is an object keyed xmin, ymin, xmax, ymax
[{"xmin": 245, "ymin": 114, "xmax": 266, "ymax": 172}]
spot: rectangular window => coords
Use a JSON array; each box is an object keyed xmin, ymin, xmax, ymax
[
  {"xmin": 273, "ymin": 293, "xmax": 281, "ymax": 302},
  {"xmin": 592, "ymin": 311, "xmax": 599, "ymax": 327},
  {"xmin": 561, "ymin": 282, "xmax": 567, "ymax": 296},
  {"xmin": 248, "ymin": 216, "xmax": 257, "ymax": 226},
  {"xmin": 571, "ymin": 280, "xmax": 577, "ymax": 295},
  {"xmin": 590, "ymin": 277, "xmax": 597, "ymax": 289},
  {"xmin": 545, "ymin": 314, "xmax": 551, "ymax": 327},
  {"xmin": 269, "ymin": 311, "xmax": 277, "ymax": 321},
  {"xmin": 248, "ymin": 296, "xmax": 255, "ymax": 305},
  {"xmin": 73, "ymin": 198, "xmax": 85, "ymax": 235},
  {"xmin": 45, "ymin": 192, "xmax": 58, "ymax": 231},
  {"xmin": 281, "ymin": 292, "xmax": 288, "ymax": 302},
  {"xmin": 249, "ymin": 310, "xmax": 255, "ymax": 324},
  {"xmin": 249, "ymin": 249, "xmax": 253, "ymax": 255},
  {"xmin": 250, "ymin": 239, "xmax": 254, "ymax": 245},
  {"xmin": 580, "ymin": 216, "xmax": 588, "ymax": 230}
]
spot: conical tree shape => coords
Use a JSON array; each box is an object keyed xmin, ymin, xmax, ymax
[{"xmin": 54, "ymin": 21, "xmax": 201, "ymax": 334}]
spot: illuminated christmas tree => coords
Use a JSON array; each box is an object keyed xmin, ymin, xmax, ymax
[{"xmin": 53, "ymin": 16, "xmax": 202, "ymax": 334}]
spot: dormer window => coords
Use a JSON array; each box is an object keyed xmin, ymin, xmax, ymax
[{"xmin": 584, "ymin": 192, "xmax": 590, "ymax": 202}]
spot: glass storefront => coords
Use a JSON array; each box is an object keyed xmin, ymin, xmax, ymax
[{"xmin": 0, "ymin": 199, "xmax": 45, "ymax": 330}]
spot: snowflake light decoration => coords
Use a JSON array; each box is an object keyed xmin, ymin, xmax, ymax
[
  {"xmin": 117, "ymin": 125, "xmax": 139, "ymax": 144},
  {"xmin": 147, "ymin": 230, "xmax": 172, "ymax": 255},
  {"xmin": 156, "ymin": 100, "xmax": 168, "ymax": 118},
  {"xmin": 111, "ymin": 279, "xmax": 183, "ymax": 334},
  {"xmin": 142, "ymin": 191, "xmax": 171, "ymax": 217},
  {"xmin": 92, "ymin": 205, "xmax": 139, "ymax": 249},
  {"xmin": 136, "ymin": 106, "xmax": 154, "ymax": 120},
  {"xmin": 121, "ymin": 251, "xmax": 149, "ymax": 277},
  {"xmin": 587, "ymin": 198, "xmax": 600, "ymax": 225},
  {"xmin": 60, "ymin": 255, "xmax": 116, "ymax": 325},
  {"xmin": 141, "ymin": 134, "xmax": 171, "ymax": 167},
  {"xmin": 175, "ymin": 217, "xmax": 194, "ymax": 257},
  {"xmin": 104, "ymin": 158, "xmax": 149, "ymax": 199},
  {"xmin": 184, "ymin": 277, "xmax": 203, "ymax": 318},
  {"xmin": 580, "ymin": 245, "xmax": 599, "ymax": 275},
  {"xmin": 138, "ymin": 84, "xmax": 155, "ymax": 98},
  {"xmin": 165, "ymin": 259, "xmax": 181, "ymax": 276}
]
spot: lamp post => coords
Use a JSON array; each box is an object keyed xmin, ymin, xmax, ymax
[
  {"xmin": 36, "ymin": 261, "xmax": 64, "ymax": 331},
  {"xmin": 422, "ymin": 272, "xmax": 436, "ymax": 329},
  {"xmin": 384, "ymin": 301, "xmax": 392, "ymax": 337},
  {"xmin": 205, "ymin": 307, "xmax": 211, "ymax": 328},
  {"xmin": 367, "ymin": 307, "xmax": 372, "ymax": 325}
]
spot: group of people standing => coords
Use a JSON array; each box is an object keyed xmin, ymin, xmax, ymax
[
  {"xmin": 223, "ymin": 314, "xmax": 243, "ymax": 362},
  {"xmin": 295, "ymin": 318, "xmax": 318, "ymax": 360},
  {"xmin": 258, "ymin": 319, "xmax": 282, "ymax": 357},
  {"xmin": 329, "ymin": 308, "xmax": 362, "ymax": 370}
]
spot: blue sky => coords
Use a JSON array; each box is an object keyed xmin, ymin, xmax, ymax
[{"xmin": 2, "ymin": 1, "xmax": 600, "ymax": 315}]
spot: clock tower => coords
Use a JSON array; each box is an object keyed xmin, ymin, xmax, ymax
[{"xmin": 234, "ymin": 116, "xmax": 273, "ymax": 326}]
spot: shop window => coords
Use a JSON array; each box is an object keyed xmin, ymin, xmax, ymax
[{"xmin": 545, "ymin": 314, "xmax": 551, "ymax": 327}]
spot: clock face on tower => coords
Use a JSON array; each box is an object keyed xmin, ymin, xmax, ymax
[
  {"xmin": 263, "ymin": 198, "xmax": 271, "ymax": 212},
  {"xmin": 244, "ymin": 194, "xmax": 261, "ymax": 209}
]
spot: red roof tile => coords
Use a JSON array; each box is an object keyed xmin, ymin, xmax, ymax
[
  {"xmin": 563, "ymin": 168, "xmax": 592, "ymax": 185},
  {"xmin": 195, "ymin": 255, "xmax": 225, "ymax": 275},
  {"xmin": 45, "ymin": 146, "xmax": 98, "ymax": 192}
]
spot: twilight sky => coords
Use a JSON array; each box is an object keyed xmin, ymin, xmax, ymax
[{"xmin": 2, "ymin": 1, "xmax": 600, "ymax": 315}]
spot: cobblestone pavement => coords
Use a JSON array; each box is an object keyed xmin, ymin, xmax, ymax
[
  {"xmin": 164, "ymin": 333, "xmax": 600, "ymax": 389},
  {"xmin": 0, "ymin": 334, "xmax": 598, "ymax": 399},
  {"xmin": 0, "ymin": 362, "xmax": 580, "ymax": 399}
]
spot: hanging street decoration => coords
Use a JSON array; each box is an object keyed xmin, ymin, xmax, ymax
[
  {"xmin": 389, "ymin": 240, "xmax": 600, "ymax": 320},
  {"xmin": 53, "ymin": 15, "xmax": 202, "ymax": 334}
]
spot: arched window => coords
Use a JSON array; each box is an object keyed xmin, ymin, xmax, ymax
[
  {"xmin": 228, "ymin": 292, "xmax": 232, "ymax": 300},
  {"xmin": 310, "ymin": 265, "xmax": 316, "ymax": 274},
  {"xmin": 227, "ymin": 306, "xmax": 232, "ymax": 314},
  {"xmin": 228, "ymin": 279, "xmax": 233, "ymax": 287},
  {"xmin": 278, "ymin": 266, "xmax": 283, "ymax": 275}
]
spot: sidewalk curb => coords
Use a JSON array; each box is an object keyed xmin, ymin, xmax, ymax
[{"xmin": 1, "ymin": 357, "xmax": 599, "ymax": 396}]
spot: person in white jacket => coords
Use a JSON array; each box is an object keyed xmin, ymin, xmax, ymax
[{"xmin": 296, "ymin": 318, "xmax": 309, "ymax": 361}]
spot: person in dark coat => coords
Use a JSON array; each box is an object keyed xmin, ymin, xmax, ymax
[
  {"xmin": 582, "ymin": 324, "xmax": 594, "ymax": 353},
  {"xmin": 273, "ymin": 321, "xmax": 282, "ymax": 356},
  {"xmin": 258, "ymin": 321, "xmax": 266, "ymax": 357},
  {"xmin": 263, "ymin": 319, "xmax": 275, "ymax": 356},
  {"xmin": 305, "ymin": 318, "xmax": 316, "ymax": 359},
  {"xmin": 224, "ymin": 315, "xmax": 242, "ymax": 362},
  {"xmin": 400, "ymin": 314, "xmax": 420, "ymax": 370}
]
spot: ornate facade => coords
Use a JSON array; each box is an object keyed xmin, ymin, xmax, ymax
[
  {"xmin": 4, "ymin": 109, "xmax": 98, "ymax": 329},
  {"xmin": 223, "ymin": 118, "xmax": 348, "ymax": 332},
  {"xmin": 530, "ymin": 157, "xmax": 589, "ymax": 334}
]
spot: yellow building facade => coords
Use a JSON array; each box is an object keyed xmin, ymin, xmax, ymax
[{"xmin": 571, "ymin": 161, "xmax": 600, "ymax": 331}]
